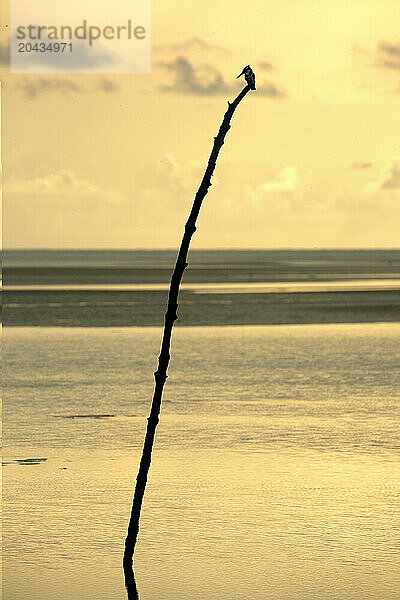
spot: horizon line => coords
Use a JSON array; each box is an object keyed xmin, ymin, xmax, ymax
[{"xmin": 2, "ymin": 247, "xmax": 400, "ymax": 252}]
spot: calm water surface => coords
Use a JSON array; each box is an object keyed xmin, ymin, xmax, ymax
[{"xmin": 3, "ymin": 324, "xmax": 400, "ymax": 600}]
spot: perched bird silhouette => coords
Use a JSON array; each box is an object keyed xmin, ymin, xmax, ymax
[{"xmin": 237, "ymin": 65, "xmax": 256, "ymax": 90}]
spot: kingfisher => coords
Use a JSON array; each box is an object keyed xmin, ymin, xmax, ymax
[{"xmin": 237, "ymin": 65, "xmax": 256, "ymax": 90}]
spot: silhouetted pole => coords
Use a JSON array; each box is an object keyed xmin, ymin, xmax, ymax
[{"xmin": 124, "ymin": 77, "xmax": 255, "ymax": 570}]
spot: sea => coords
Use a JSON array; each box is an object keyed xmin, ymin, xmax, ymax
[
  {"xmin": 2, "ymin": 250, "xmax": 400, "ymax": 600},
  {"xmin": 3, "ymin": 249, "xmax": 400, "ymax": 327}
]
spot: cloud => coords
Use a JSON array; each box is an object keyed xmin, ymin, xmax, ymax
[
  {"xmin": 351, "ymin": 161, "xmax": 373, "ymax": 170},
  {"xmin": 132, "ymin": 155, "xmax": 308, "ymax": 247},
  {"xmin": 8, "ymin": 156, "xmax": 398, "ymax": 248},
  {"xmin": 4, "ymin": 169, "xmax": 129, "ymax": 247},
  {"xmin": 41, "ymin": 39, "xmax": 115, "ymax": 71},
  {"xmin": 13, "ymin": 76, "xmax": 119, "ymax": 99},
  {"xmin": 6, "ymin": 170, "xmax": 125, "ymax": 205},
  {"xmin": 139, "ymin": 158, "xmax": 300, "ymax": 220},
  {"xmin": 257, "ymin": 61, "xmax": 274, "ymax": 72},
  {"xmin": 377, "ymin": 41, "xmax": 400, "ymax": 71},
  {"xmin": 256, "ymin": 80, "xmax": 286, "ymax": 98},
  {"xmin": 158, "ymin": 56, "xmax": 236, "ymax": 96},
  {"xmin": 152, "ymin": 37, "xmax": 286, "ymax": 98},
  {"xmin": 158, "ymin": 55, "xmax": 286, "ymax": 98},
  {"xmin": 259, "ymin": 166, "xmax": 298, "ymax": 193},
  {"xmin": 15, "ymin": 78, "xmax": 82, "ymax": 99},
  {"xmin": 364, "ymin": 156, "xmax": 400, "ymax": 193},
  {"xmin": 96, "ymin": 78, "xmax": 119, "ymax": 93}
]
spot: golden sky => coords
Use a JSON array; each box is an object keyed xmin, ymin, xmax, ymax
[{"xmin": 1, "ymin": 0, "xmax": 399, "ymax": 248}]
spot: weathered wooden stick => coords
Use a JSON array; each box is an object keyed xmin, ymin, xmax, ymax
[{"xmin": 123, "ymin": 81, "xmax": 254, "ymax": 569}]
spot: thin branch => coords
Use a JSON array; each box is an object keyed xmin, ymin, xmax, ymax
[{"xmin": 123, "ymin": 82, "xmax": 254, "ymax": 568}]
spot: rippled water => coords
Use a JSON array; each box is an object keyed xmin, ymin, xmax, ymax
[{"xmin": 3, "ymin": 324, "xmax": 400, "ymax": 599}]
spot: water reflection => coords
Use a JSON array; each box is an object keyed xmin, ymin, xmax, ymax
[{"xmin": 123, "ymin": 562, "xmax": 139, "ymax": 600}]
